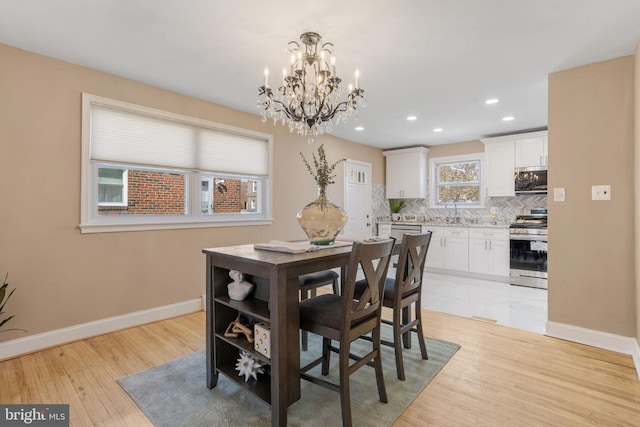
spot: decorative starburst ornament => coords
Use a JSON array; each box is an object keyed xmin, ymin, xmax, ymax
[{"xmin": 235, "ymin": 351, "xmax": 265, "ymax": 382}]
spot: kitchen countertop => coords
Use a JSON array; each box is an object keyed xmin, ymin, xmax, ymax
[{"xmin": 378, "ymin": 220, "xmax": 510, "ymax": 229}]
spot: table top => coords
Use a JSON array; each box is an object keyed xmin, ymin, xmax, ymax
[{"xmin": 202, "ymin": 242, "xmax": 355, "ymax": 267}]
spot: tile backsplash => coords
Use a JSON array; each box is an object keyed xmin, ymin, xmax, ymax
[{"xmin": 372, "ymin": 183, "xmax": 546, "ymax": 224}]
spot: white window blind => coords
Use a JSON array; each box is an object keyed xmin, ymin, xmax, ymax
[
  {"xmin": 81, "ymin": 93, "xmax": 273, "ymax": 233},
  {"xmin": 91, "ymin": 106, "xmax": 269, "ymax": 176}
]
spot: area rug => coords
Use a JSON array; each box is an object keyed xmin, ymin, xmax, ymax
[{"xmin": 118, "ymin": 332, "xmax": 459, "ymax": 427}]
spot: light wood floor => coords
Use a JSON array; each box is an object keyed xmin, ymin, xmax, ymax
[{"xmin": 1, "ymin": 310, "xmax": 639, "ymax": 426}]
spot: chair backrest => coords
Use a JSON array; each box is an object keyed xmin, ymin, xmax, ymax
[
  {"xmin": 394, "ymin": 232, "xmax": 432, "ymax": 300},
  {"xmin": 341, "ymin": 238, "xmax": 395, "ymax": 326}
]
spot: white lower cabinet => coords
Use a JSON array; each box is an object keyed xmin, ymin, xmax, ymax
[
  {"xmin": 424, "ymin": 227, "xmax": 444, "ymax": 268},
  {"xmin": 468, "ymin": 228, "xmax": 510, "ymax": 276},
  {"xmin": 424, "ymin": 226, "xmax": 510, "ymax": 278},
  {"xmin": 424, "ymin": 226, "xmax": 468, "ymax": 272}
]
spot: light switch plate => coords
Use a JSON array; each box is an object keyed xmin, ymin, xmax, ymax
[
  {"xmin": 553, "ymin": 187, "xmax": 565, "ymax": 202},
  {"xmin": 592, "ymin": 185, "xmax": 611, "ymax": 201}
]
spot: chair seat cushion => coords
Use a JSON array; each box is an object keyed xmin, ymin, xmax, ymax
[
  {"xmin": 299, "ymin": 294, "xmax": 344, "ymax": 331},
  {"xmin": 354, "ymin": 277, "xmax": 396, "ymax": 304},
  {"xmin": 298, "ymin": 270, "xmax": 339, "ymax": 288},
  {"xmin": 300, "ymin": 294, "xmax": 372, "ymax": 332}
]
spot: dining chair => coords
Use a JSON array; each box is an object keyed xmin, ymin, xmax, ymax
[
  {"xmin": 299, "ymin": 238, "xmax": 395, "ymax": 427},
  {"xmin": 298, "ymin": 269, "xmax": 340, "ymax": 351},
  {"xmin": 354, "ymin": 232, "xmax": 432, "ymax": 380}
]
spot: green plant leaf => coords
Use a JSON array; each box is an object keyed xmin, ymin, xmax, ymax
[
  {"xmin": 389, "ymin": 199, "xmax": 405, "ymax": 213},
  {"xmin": 0, "ymin": 315, "xmax": 15, "ymax": 329},
  {"xmin": 0, "ymin": 288, "xmax": 15, "ymax": 313}
]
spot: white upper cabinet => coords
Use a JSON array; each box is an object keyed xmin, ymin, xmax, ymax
[
  {"xmin": 482, "ymin": 130, "xmax": 547, "ymax": 197},
  {"xmin": 483, "ymin": 140, "xmax": 515, "ymax": 197},
  {"xmin": 515, "ymin": 135, "xmax": 548, "ymax": 167},
  {"xmin": 383, "ymin": 147, "xmax": 429, "ymax": 199}
]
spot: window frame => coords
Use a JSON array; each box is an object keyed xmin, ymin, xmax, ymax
[
  {"xmin": 96, "ymin": 167, "xmax": 128, "ymax": 207},
  {"xmin": 80, "ymin": 94, "xmax": 273, "ymax": 233},
  {"xmin": 429, "ymin": 153, "xmax": 485, "ymax": 209}
]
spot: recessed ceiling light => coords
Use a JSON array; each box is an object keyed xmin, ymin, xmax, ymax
[
  {"xmin": 355, "ymin": 126, "xmax": 364, "ymax": 131},
  {"xmin": 433, "ymin": 128, "xmax": 444, "ymax": 132},
  {"xmin": 502, "ymin": 116, "xmax": 516, "ymax": 121},
  {"xmin": 485, "ymin": 98, "xmax": 499, "ymax": 105},
  {"xmin": 406, "ymin": 115, "xmax": 417, "ymax": 121}
]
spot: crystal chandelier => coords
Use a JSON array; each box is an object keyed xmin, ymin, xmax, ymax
[{"xmin": 257, "ymin": 32, "xmax": 365, "ymax": 136}]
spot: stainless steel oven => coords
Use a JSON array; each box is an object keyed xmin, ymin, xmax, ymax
[{"xmin": 510, "ymin": 209, "xmax": 548, "ymax": 289}]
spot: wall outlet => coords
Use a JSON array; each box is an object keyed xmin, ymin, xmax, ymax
[
  {"xmin": 592, "ymin": 185, "xmax": 611, "ymax": 201},
  {"xmin": 490, "ymin": 207, "xmax": 499, "ymax": 214},
  {"xmin": 553, "ymin": 187, "xmax": 565, "ymax": 202}
]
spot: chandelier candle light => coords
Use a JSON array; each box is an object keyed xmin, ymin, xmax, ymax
[{"xmin": 257, "ymin": 32, "xmax": 365, "ymax": 136}]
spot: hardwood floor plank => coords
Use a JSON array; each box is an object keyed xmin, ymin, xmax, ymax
[{"xmin": 0, "ymin": 310, "xmax": 638, "ymax": 426}]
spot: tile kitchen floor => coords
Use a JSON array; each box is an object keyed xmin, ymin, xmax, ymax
[{"xmin": 420, "ymin": 272, "xmax": 548, "ymax": 334}]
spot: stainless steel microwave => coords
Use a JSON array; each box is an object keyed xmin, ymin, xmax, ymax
[{"xmin": 514, "ymin": 166, "xmax": 547, "ymax": 194}]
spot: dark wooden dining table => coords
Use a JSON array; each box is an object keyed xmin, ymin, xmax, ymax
[{"xmin": 202, "ymin": 242, "xmax": 356, "ymax": 427}]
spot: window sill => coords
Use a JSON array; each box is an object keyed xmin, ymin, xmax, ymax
[{"xmin": 78, "ymin": 218, "xmax": 273, "ymax": 234}]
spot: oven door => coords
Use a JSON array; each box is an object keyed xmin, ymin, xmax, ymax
[{"xmin": 509, "ymin": 233, "xmax": 548, "ymax": 289}]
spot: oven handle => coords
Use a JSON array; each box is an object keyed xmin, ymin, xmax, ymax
[{"xmin": 509, "ymin": 234, "xmax": 548, "ymax": 242}]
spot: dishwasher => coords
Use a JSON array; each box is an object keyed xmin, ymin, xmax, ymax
[{"xmin": 390, "ymin": 223, "xmax": 423, "ymax": 240}]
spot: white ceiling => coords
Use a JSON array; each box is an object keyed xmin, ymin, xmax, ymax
[{"xmin": 1, "ymin": 0, "xmax": 640, "ymax": 150}]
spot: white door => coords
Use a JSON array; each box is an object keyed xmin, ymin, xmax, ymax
[{"xmin": 343, "ymin": 160, "xmax": 372, "ymax": 236}]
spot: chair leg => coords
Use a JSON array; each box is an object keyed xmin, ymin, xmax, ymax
[
  {"xmin": 402, "ymin": 306, "xmax": 412, "ymax": 349},
  {"xmin": 332, "ymin": 276, "xmax": 340, "ymax": 296},
  {"xmin": 300, "ymin": 289, "xmax": 309, "ymax": 351},
  {"xmin": 321, "ymin": 337, "xmax": 331, "ymax": 376},
  {"xmin": 339, "ymin": 340, "xmax": 352, "ymax": 427},
  {"xmin": 393, "ymin": 304, "xmax": 406, "ymax": 381},
  {"xmin": 372, "ymin": 325, "xmax": 388, "ymax": 403},
  {"xmin": 415, "ymin": 300, "xmax": 429, "ymax": 360}
]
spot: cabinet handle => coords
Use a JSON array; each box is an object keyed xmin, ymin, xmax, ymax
[
  {"xmin": 489, "ymin": 241, "xmax": 492, "ymax": 250},
  {"xmin": 484, "ymin": 241, "xmax": 488, "ymax": 250},
  {"xmin": 443, "ymin": 238, "xmax": 446, "ymax": 247}
]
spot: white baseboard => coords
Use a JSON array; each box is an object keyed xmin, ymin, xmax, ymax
[
  {"xmin": 0, "ymin": 298, "xmax": 203, "ymax": 361},
  {"xmin": 546, "ymin": 321, "xmax": 640, "ymax": 379}
]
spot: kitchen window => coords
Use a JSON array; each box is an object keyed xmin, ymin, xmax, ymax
[
  {"xmin": 430, "ymin": 153, "xmax": 484, "ymax": 208},
  {"xmin": 80, "ymin": 93, "xmax": 273, "ymax": 233}
]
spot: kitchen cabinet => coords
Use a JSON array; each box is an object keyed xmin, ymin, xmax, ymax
[
  {"xmin": 468, "ymin": 228, "xmax": 510, "ymax": 276},
  {"xmin": 483, "ymin": 140, "xmax": 515, "ymax": 197},
  {"xmin": 424, "ymin": 226, "xmax": 468, "ymax": 272},
  {"xmin": 423, "ymin": 226, "xmax": 444, "ymax": 267},
  {"xmin": 377, "ymin": 223, "xmax": 391, "ymax": 238},
  {"xmin": 515, "ymin": 135, "xmax": 547, "ymax": 167},
  {"xmin": 383, "ymin": 147, "xmax": 429, "ymax": 199},
  {"xmin": 482, "ymin": 130, "xmax": 548, "ymax": 196}
]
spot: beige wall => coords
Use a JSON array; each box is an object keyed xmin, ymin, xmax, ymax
[
  {"xmin": 548, "ymin": 56, "xmax": 636, "ymax": 336},
  {"xmin": 426, "ymin": 140, "xmax": 485, "ymax": 169},
  {"xmin": 0, "ymin": 43, "xmax": 384, "ymax": 340}
]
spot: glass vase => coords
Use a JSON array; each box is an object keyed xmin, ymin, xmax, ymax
[{"xmin": 297, "ymin": 187, "xmax": 348, "ymax": 245}]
